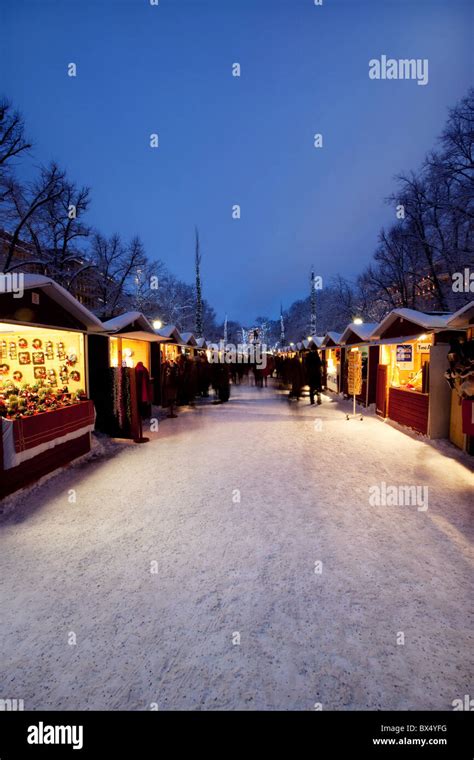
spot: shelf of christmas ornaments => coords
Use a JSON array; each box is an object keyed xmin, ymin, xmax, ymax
[
  {"xmin": 0, "ymin": 377, "xmax": 95, "ymax": 497},
  {"xmin": 0, "ymin": 379, "xmax": 87, "ymax": 420},
  {"xmin": 0, "ymin": 381, "xmax": 95, "ymax": 454}
]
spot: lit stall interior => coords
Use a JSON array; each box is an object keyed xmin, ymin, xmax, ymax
[
  {"xmin": 380, "ymin": 335, "xmax": 432, "ymax": 394},
  {"xmin": 325, "ymin": 347, "xmax": 340, "ymax": 392},
  {"xmin": 109, "ymin": 336, "xmax": 150, "ymax": 369},
  {"xmin": 0, "ymin": 323, "xmax": 86, "ymax": 393},
  {"xmin": 160, "ymin": 342, "xmax": 180, "ymax": 361}
]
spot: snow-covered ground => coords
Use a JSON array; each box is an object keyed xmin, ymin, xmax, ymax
[{"xmin": 0, "ymin": 382, "xmax": 472, "ymax": 710}]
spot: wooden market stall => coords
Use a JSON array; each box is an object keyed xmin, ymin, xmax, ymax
[
  {"xmin": 180, "ymin": 332, "xmax": 198, "ymax": 357},
  {"xmin": 446, "ymin": 301, "xmax": 474, "ymax": 454},
  {"xmin": 155, "ymin": 324, "xmax": 184, "ymax": 362},
  {"xmin": 320, "ymin": 332, "xmax": 342, "ymax": 393},
  {"xmin": 302, "ymin": 335, "xmax": 324, "ymax": 353},
  {"xmin": 0, "ymin": 275, "xmax": 101, "ymax": 498},
  {"xmin": 92, "ymin": 311, "xmax": 166, "ymax": 437},
  {"xmin": 371, "ymin": 309, "xmax": 463, "ymax": 438},
  {"xmin": 339, "ymin": 323, "xmax": 379, "ymax": 406}
]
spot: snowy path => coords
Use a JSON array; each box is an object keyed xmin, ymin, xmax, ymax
[{"xmin": 0, "ymin": 383, "xmax": 472, "ymax": 711}]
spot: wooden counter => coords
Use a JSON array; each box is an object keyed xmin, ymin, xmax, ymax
[{"xmin": 388, "ymin": 387, "xmax": 429, "ymax": 435}]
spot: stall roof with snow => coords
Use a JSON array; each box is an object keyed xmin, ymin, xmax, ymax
[
  {"xmin": 180, "ymin": 332, "xmax": 198, "ymax": 347},
  {"xmin": 370, "ymin": 309, "xmax": 455, "ymax": 341},
  {"xmin": 447, "ymin": 301, "xmax": 474, "ymax": 329},
  {"xmin": 340, "ymin": 323, "xmax": 378, "ymax": 346},
  {"xmin": 307, "ymin": 335, "xmax": 324, "ymax": 348},
  {"xmin": 0, "ymin": 274, "xmax": 104, "ymax": 333},
  {"xmin": 155, "ymin": 324, "xmax": 183, "ymax": 344},
  {"xmin": 102, "ymin": 311, "xmax": 164, "ymax": 342},
  {"xmin": 321, "ymin": 332, "xmax": 342, "ymax": 347}
]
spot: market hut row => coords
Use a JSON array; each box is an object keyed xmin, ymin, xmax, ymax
[
  {"xmin": 289, "ymin": 306, "xmax": 474, "ymax": 454},
  {"xmin": 0, "ymin": 275, "xmax": 205, "ymax": 497}
]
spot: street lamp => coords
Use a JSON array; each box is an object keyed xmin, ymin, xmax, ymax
[
  {"xmin": 353, "ymin": 317, "xmax": 363, "ymax": 325},
  {"xmin": 153, "ymin": 319, "xmax": 163, "ymax": 330}
]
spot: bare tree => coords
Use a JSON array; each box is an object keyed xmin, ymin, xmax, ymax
[
  {"xmin": 2, "ymin": 162, "xmax": 66, "ymax": 271},
  {"xmin": 89, "ymin": 232, "xmax": 148, "ymax": 319},
  {"xmin": 0, "ymin": 98, "xmax": 31, "ymax": 174},
  {"xmin": 23, "ymin": 180, "xmax": 92, "ymax": 286}
]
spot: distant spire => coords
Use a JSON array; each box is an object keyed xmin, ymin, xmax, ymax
[
  {"xmin": 195, "ymin": 227, "xmax": 203, "ymax": 339},
  {"xmin": 223, "ymin": 313, "xmax": 228, "ymax": 344},
  {"xmin": 310, "ymin": 268, "xmax": 317, "ymax": 335},
  {"xmin": 280, "ymin": 303, "xmax": 285, "ymax": 345}
]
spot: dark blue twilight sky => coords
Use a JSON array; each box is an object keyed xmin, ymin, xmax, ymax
[{"xmin": 1, "ymin": 0, "xmax": 472, "ymax": 323}]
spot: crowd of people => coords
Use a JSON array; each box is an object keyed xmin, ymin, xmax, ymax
[
  {"xmin": 274, "ymin": 344, "xmax": 323, "ymax": 404},
  {"xmin": 156, "ymin": 347, "xmax": 323, "ymax": 418},
  {"xmin": 160, "ymin": 352, "xmax": 233, "ymax": 417}
]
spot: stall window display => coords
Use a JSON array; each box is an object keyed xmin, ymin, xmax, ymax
[
  {"xmin": 109, "ymin": 336, "xmax": 150, "ymax": 369},
  {"xmin": 0, "ymin": 324, "xmax": 86, "ymax": 419},
  {"xmin": 380, "ymin": 337, "xmax": 431, "ymax": 393},
  {"xmin": 325, "ymin": 347, "xmax": 340, "ymax": 392},
  {"xmin": 161, "ymin": 342, "xmax": 180, "ymax": 361}
]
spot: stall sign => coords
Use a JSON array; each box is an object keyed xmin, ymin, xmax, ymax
[
  {"xmin": 348, "ymin": 351, "xmax": 362, "ymax": 395},
  {"xmin": 396, "ymin": 344, "xmax": 414, "ymax": 370},
  {"xmin": 417, "ymin": 342, "xmax": 431, "ymax": 353}
]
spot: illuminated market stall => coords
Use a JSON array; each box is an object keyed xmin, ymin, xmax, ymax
[
  {"xmin": 0, "ymin": 275, "xmax": 101, "ymax": 498},
  {"xmin": 302, "ymin": 335, "xmax": 324, "ymax": 353},
  {"xmin": 91, "ymin": 311, "xmax": 165, "ymax": 437},
  {"xmin": 156, "ymin": 324, "xmax": 183, "ymax": 362},
  {"xmin": 339, "ymin": 322, "xmax": 379, "ymax": 406},
  {"xmin": 320, "ymin": 332, "xmax": 342, "ymax": 393},
  {"xmin": 371, "ymin": 309, "xmax": 463, "ymax": 438},
  {"xmin": 180, "ymin": 332, "xmax": 198, "ymax": 357}
]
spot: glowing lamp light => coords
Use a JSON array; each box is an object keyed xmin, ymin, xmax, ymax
[
  {"xmin": 353, "ymin": 318, "xmax": 363, "ymax": 325},
  {"xmin": 153, "ymin": 319, "xmax": 163, "ymax": 330},
  {"xmin": 290, "ymin": 342, "xmax": 295, "ymax": 346},
  {"xmin": 307, "ymin": 336, "xmax": 312, "ymax": 341},
  {"xmin": 418, "ymin": 334, "xmax": 427, "ymax": 341}
]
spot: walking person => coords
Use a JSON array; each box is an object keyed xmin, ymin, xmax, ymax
[{"xmin": 304, "ymin": 343, "xmax": 323, "ymax": 405}]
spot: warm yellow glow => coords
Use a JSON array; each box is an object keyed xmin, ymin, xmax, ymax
[
  {"xmin": 418, "ymin": 334, "xmax": 427, "ymax": 341},
  {"xmin": 109, "ymin": 336, "xmax": 149, "ymax": 369},
  {"xmin": 122, "ymin": 339, "xmax": 148, "ymax": 368},
  {"xmin": 307, "ymin": 336, "xmax": 312, "ymax": 341},
  {"xmin": 353, "ymin": 318, "xmax": 363, "ymax": 325},
  {"xmin": 0, "ymin": 324, "xmax": 85, "ymax": 391}
]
